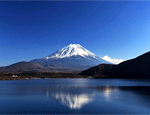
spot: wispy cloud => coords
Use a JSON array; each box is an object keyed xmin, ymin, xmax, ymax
[{"xmin": 101, "ymin": 56, "xmax": 125, "ymax": 64}]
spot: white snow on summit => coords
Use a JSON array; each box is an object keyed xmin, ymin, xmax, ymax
[{"xmin": 46, "ymin": 44, "xmax": 98, "ymax": 59}]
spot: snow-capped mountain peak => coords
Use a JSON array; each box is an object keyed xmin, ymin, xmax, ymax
[
  {"xmin": 30, "ymin": 44, "xmax": 111, "ymax": 69},
  {"xmin": 46, "ymin": 44, "xmax": 98, "ymax": 59}
]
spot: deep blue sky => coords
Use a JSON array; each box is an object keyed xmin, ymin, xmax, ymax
[{"xmin": 0, "ymin": 1, "xmax": 150, "ymax": 66}]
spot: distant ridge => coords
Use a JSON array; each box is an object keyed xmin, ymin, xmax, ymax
[
  {"xmin": 5, "ymin": 61, "xmax": 44, "ymax": 69},
  {"xmin": 0, "ymin": 61, "xmax": 44, "ymax": 73}
]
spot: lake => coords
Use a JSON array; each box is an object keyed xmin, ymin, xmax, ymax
[{"xmin": 0, "ymin": 78, "xmax": 150, "ymax": 114}]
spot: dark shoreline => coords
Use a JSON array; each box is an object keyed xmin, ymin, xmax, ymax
[
  {"xmin": 0, "ymin": 72, "xmax": 89, "ymax": 80},
  {"xmin": 1, "ymin": 71, "xmax": 150, "ymax": 81}
]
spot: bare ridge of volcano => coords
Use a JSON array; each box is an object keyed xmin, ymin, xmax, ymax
[{"xmin": 30, "ymin": 44, "xmax": 110, "ymax": 69}]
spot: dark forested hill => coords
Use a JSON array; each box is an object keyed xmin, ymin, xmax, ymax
[{"xmin": 79, "ymin": 51, "xmax": 150, "ymax": 79}]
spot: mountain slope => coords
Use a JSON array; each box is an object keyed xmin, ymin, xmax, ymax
[
  {"xmin": 79, "ymin": 51, "xmax": 150, "ymax": 79},
  {"xmin": 112, "ymin": 51, "xmax": 150, "ymax": 78},
  {"xmin": 79, "ymin": 64, "xmax": 116, "ymax": 77},
  {"xmin": 31, "ymin": 44, "xmax": 110, "ymax": 69}
]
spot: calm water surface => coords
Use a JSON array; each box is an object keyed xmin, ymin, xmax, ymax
[{"xmin": 0, "ymin": 78, "xmax": 150, "ymax": 114}]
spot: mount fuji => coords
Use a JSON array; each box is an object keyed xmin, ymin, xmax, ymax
[{"xmin": 30, "ymin": 44, "xmax": 110, "ymax": 70}]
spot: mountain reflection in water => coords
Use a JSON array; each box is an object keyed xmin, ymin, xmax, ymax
[
  {"xmin": 45, "ymin": 86, "xmax": 119, "ymax": 109},
  {"xmin": 46, "ymin": 87, "xmax": 95, "ymax": 109},
  {"xmin": 1, "ymin": 79, "xmax": 150, "ymax": 114},
  {"xmin": 6, "ymin": 85, "xmax": 120, "ymax": 109}
]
